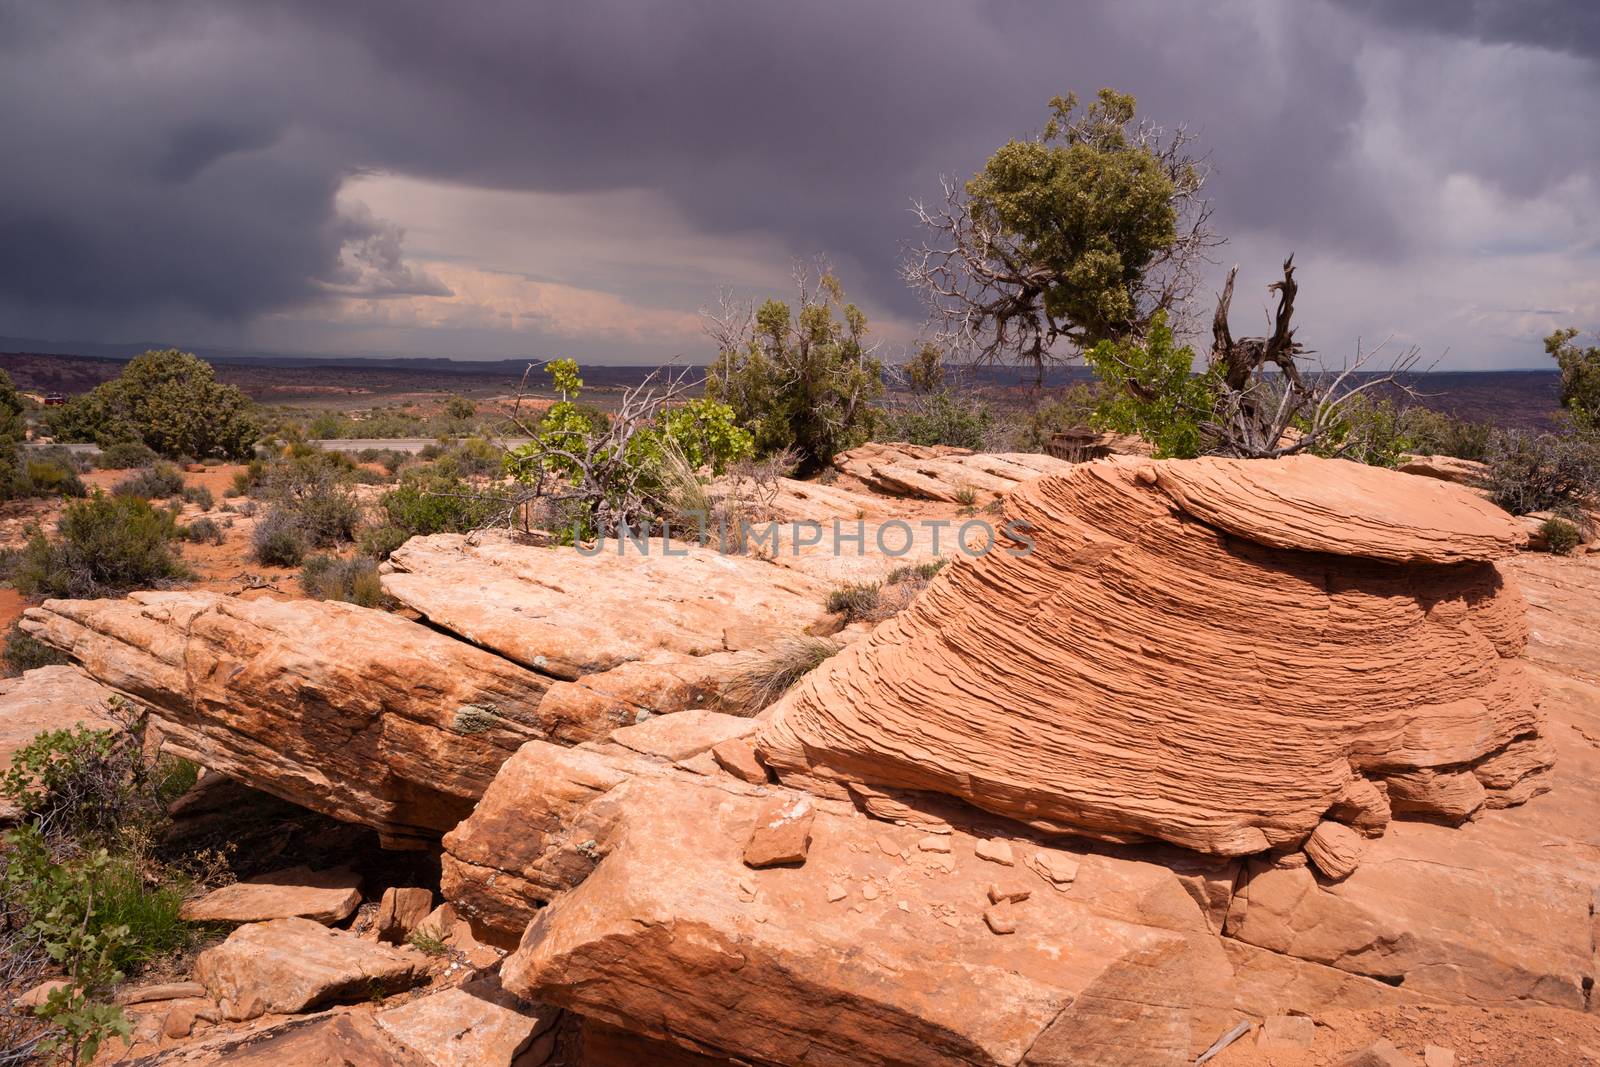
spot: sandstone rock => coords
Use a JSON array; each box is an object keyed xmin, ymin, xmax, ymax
[
  {"xmin": 374, "ymin": 886, "xmax": 434, "ymax": 944},
  {"xmin": 1305, "ymin": 821, "xmax": 1365, "ymax": 880},
  {"xmin": 974, "ymin": 838, "xmax": 1014, "ymax": 866},
  {"xmin": 381, "ymin": 530, "xmax": 834, "ymax": 680},
  {"xmin": 163, "ymin": 1002, "xmax": 201, "ymax": 1039},
  {"xmin": 193, "ymin": 917, "xmax": 425, "ymax": 1020},
  {"xmin": 136, "ymin": 1010, "xmax": 433, "ymax": 1066},
  {"xmin": 1342, "ymin": 1039, "xmax": 1419, "ymax": 1066},
  {"xmin": 743, "ymin": 795, "xmax": 815, "ymax": 868},
  {"xmin": 13, "ymin": 979, "xmax": 68, "ymax": 1010},
  {"xmin": 610, "ymin": 709, "xmax": 757, "ymax": 762},
  {"xmin": 375, "ymin": 980, "xmax": 558, "ymax": 1067},
  {"xmin": 117, "ymin": 981, "xmax": 209, "ymax": 1005},
  {"xmin": 0, "ymin": 665, "xmax": 114, "ymax": 820},
  {"xmin": 982, "ymin": 903, "xmax": 1017, "ymax": 934},
  {"xmin": 832, "ymin": 442, "xmax": 1073, "ymax": 503},
  {"xmin": 987, "ymin": 883, "xmax": 1031, "ymax": 904},
  {"xmin": 1031, "ymin": 852, "xmax": 1079, "ymax": 886},
  {"xmin": 1046, "ymin": 427, "xmax": 1153, "ymax": 462},
  {"xmin": 1257, "ymin": 1014, "xmax": 1316, "ymax": 1048},
  {"xmin": 1422, "ymin": 1046, "xmax": 1455, "ymax": 1067},
  {"xmin": 21, "ymin": 592, "xmax": 557, "ymax": 846},
  {"xmin": 710, "ymin": 736, "xmax": 768, "ymax": 783},
  {"xmin": 457, "ymin": 741, "xmax": 1304, "ymax": 1067},
  {"xmin": 181, "ymin": 866, "xmax": 362, "ymax": 925},
  {"xmin": 756, "ymin": 457, "xmax": 1546, "ymax": 856},
  {"xmin": 1396, "ymin": 454, "xmax": 1490, "ymax": 487}
]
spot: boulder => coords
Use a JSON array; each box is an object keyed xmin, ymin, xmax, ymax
[
  {"xmin": 1304, "ymin": 821, "xmax": 1365, "ymax": 881},
  {"xmin": 380, "ymin": 530, "xmax": 834, "ymax": 681},
  {"xmin": 374, "ymin": 979, "xmax": 558, "ymax": 1067},
  {"xmin": 373, "ymin": 886, "xmax": 435, "ymax": 945},
  {"xmin": 126, "ymin": 1009, "xmax": 433, "ymax": 1066},
  {"xmin": 20, "ymin": 592, "xmax": 558, "ymax": 846},
  {"xmin": 756, "ymin": 456, "xmax": 1545, "ymax": 857},
  {"xmin": 181, "ymin": 866, "xmax": 362, "ymax": 925},
  {"xmin": 1396, "ymin": 454, "xmax": 1490, "ymax": 487},
  {"xmin": 0, "ymin": 665, "xmax": 115, "ymax": 820},
  {"xmin": 832, "ymin": 442, "xmax": 1073, "ymax": 503},
  {"xmin": 609, "ymin": 709, "xmax": 757, "ymax": 763},
  {"xmin": 192, "ymin": 917, "xmax": 426, "ymax": 1020}
]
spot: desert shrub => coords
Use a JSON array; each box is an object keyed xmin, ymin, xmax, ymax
[
  {"xmin": 3, "ymin": 622, "xmax": 70, "ymax": 675},
  {"xmin": 299, "ymin": 555, "xmax": 391, "ymax": 608},
  {"xmin": 1542, "ymin": 517, "xmax": 1582, "ymax": 556},
  {"xmin": 257, "ymin": 452, "xmax": 361, "ymax": 547},
  {"xmin": 720, "ymin": 635, "xmax": 842, "ymax": 716},
  {"xmin": 1400, "ymin": 408, "xmax": 1495, "ymax": 462},
  {"xmin": 1, "ymin": 712, "xmax": 157, "ymax": 844},
  {"xmin": 1083, "ymin": 312, "xmax": 1215, "ymax": 459},
  {"xmin": 112, "ymin": 464, "xmax": 185, "ymax": 500},
  {"xmin": 180, "ymin": 517, "xmax": 224, "ymax": 545},
  {"xmin": 14, "ymin": 495, "xmax": 188, "ymax": 598},
  {"xmin": 1307, "ymin": 395, "xmax": 1415, "ymax": 468},
  {"xmin": 180, "ymin": 483, "xmax": 214, "ymax": 510},
  {"xmin": 93, "ymin": 441, "xmax": 159, "ymax": 470},
  {"xmin": 1547, "ymin": 327, "xmax": 1600, "ymax": 430},
  {"xmin": 1484, "ymin": 431, "xmax": 1600, "ymax": 515},
  {"xmin": 1001, "ymin": 382, "xmax": 1109, "ymax": 453},
  {"xmin": 250, "ymin": 508, "xmax": 308, "ymax": 567},
  {"xmin": 24, "ymin": 459, "xmax": 88, "ymax": 498},
  {"xmin": 47, "ymin": 348, "xmax": 258, "ymax": 460},
  {"xmin": 407, "ymin": 926, "xmax": 449, "ymax": 957},
  {"xmin": 444, "ymin": 395, "xmax": 476, "ymax": 421},
  {"xmin": 884, "ymin": 392, "xmax": 994, "ymax": 450},
  {"xmin": 886, "ymin": 559, "xmax": 947, "ymax": 585},
  {"xmin": 378, "ymin": 468, "xmax": 501, "ymax": 539},
  {"xmin": 358, "ymin": 524, "xmax": 410, "ymax": 561},
  {"xmin": 826, "ymin": 581, "xmax": 881, "ymax": 621}
]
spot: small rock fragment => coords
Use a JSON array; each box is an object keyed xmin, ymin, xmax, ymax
[
  {"xmin": 1423, "ymin": 1046, "xmax": 1455, "ymax": 1067},
  {"xmin": 743, "ymin": 796, "xmax": 815, "ymax": 868},
  {"xmin": 1256, "ymin": 1014, "xmax": 1316, "ymax": 1049},
  {"xmin": 711, "ymin": 737, "xmax": 768, "ymax": 784},
  {"xmin": 916, "ymin": 835, "xmax": 952, "ymax": 853},
  {"xmin": 117, "ymin": 981, "xmax": 209, "ymax": 1006},
  {"xmin": 163, "ymin": 1004, "xmax": 200, "ymax": 1039},
  {"xmin": 987, "ymin": 883, "xmax": 1032, "ymax": 905},
  {"xmin": 825, "ymin": 883, "xmax": 846, "ymax": 903},
  {"xmin": 1340, "ymin": 1039, "xmax": 1420, "ymax": 1067},
  {"xmin": 1032, "ymin": 852, "xmax": 1078, "ymax": 885},
  {"xmin": 861, "ymin": 884, "xmax": 880, "ymax": 901},
  {"xmin": 983, "ymin": 903, "xmax": 1017, "ymax": 935},
  {"xmin": 974, "ymin": 838, "xmax": 1014, "ymax": 866}
]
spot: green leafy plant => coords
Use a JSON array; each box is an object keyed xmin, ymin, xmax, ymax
[
  {"xmin": 1547, "ymin": 327, "xmax": 1600, "ymax": 430},
  {"xmin": 885, "ymin": 391, "xmax": 994, "ymax": 450},
  {"xmin": 1083, "ymin": 312, "xmax": 1215, "ymax": 459},
  {"xmin": 14, "ymin": 495, "xmax": 189, "ymax": 598},
  {"xmin": 48, "ymin": 349, "xmax": 259, "ymax": 460},
  {"xmin": 407, "ymin": 926, "xmax": 449, "ymax": 957},
  {"xmin": 1541, "ymin": 517, "xmax": 1582, "ymax": 556},
  {"xmin": 250, "ymin": 508, "xmax": 309, "ymax": 567}
]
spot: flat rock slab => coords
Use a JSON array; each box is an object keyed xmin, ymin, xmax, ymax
[
  {"xmin": 0, "ymin": 665, "xmax": 114, "ymax": 820},
  {"xmin": 611, "ymin": 709, "xmax": 757, "ymax": 762},
  {"xmin": 182, "ymin": 866, "xmax": 362, "ymax": 925},
  {"xmin": 376, "ymin": 982, "xmax": 558, "ymax": 1067},
  {"xmin": 194, "ymin": 917, "xmax": 425, "ymax": 1020}
]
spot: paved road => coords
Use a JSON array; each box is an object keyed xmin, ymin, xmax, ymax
[{"xmin": 22, "ymin": 437, "xmax": 533, "ymax": 457}]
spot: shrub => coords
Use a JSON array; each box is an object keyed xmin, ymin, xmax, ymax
[
  {"xmin": 358, "ymin": 524, "xmax": 410, "ymax": 561},
  {"xmin": 250, "ymin": 508, "xmax": 308, "ymax": 567},
  {"xmin": 258, "ymin": 453, "xmax": 361, "ymax": 547},
  {"xmin": 0, "ymin": 711, "xmax": 159, "ymax": 844},
  {"xmin": 826, "ymin": 581, "xmax": 881, "ymax": 621},
  {"xmin": 93, "ymin": 441, "xmax": 159, "ymax": 470},
  {"xmin": 378, "ymin": 467, "xmax": 501, "ymax": 539},
  {"xmin": 1083, "ymin": 312, "xmax": 1214, "ymax": 459},
  {"xmin": 112, "ymin": 464, "xmax": 185, "ymax": 500},
  {"xmin": 407, "ymin": 926, "xmax": 449, "ymax": 957},
  {"xmin": 1400, "ymin": 408, "xmax": 1495, "ymax": 462},
  {"xmin": 1542, "ymin": 517, "xmax": 1582, "ymax": 556},
  {"xmin": 48, "ymin": 348, "xmax": 259, "ymax": 460},
  {"xmin": 300, "ymin": 555, "xmax": 391, "ymax": 608},
  {"xmin": 24, "ymin": 459, "xmax": 88, "ymax": 498},
  {"xmin": 1003, "ymin": 382, "xmax": 1109, "ymax": 453},
  {"xmin": 3, "ymin": 622, "xmax": 70, "ymax": 675},
  {"xmin": 1484, "ymin": 431, "xmax": 1600, "ymax": 515},
  {"xmin": 181, "ymin": 516, "xmax": 225, "ymax": 545},
  {"xmin": 181, "ymin": 483, "xmax": 215, "ymax": 510},
  {"xmin": 885, "ymin": 392, "xmax": 994, "ymax": 450},
  {"xmin": 886, "ymin": 559, "xmax": 947, "ymax": 585},
  {"xmin": 720, "ymin": 635, "xmax": 842, "ymax": 716},
  {"xmin": 15, "ymin": 495, "xmax": 189, "ymax": 598}
]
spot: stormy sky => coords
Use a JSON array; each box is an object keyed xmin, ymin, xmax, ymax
[{"xmin": 1, "ymin": 1, "xmax": 1596, "ymax": 369}]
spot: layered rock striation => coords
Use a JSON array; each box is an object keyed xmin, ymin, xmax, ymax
[{"xmin": 755, "ymin": 455, "xmax": 1544, "ymax": 858}]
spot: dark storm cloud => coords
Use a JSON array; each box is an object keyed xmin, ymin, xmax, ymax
[
  {"xmin": 0, "ymin": 0, "xmax": 1596, "ymax": 352},
  {"xmin": 1330, "ymin": 0, "xmax": 1600, "ymax": 61}
]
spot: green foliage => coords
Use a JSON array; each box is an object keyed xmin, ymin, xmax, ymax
[
  {"xmin": 93, "ymin": 441, "xmax": 160, "ymax": 470},
  {"xmin": 407, "ymin": 927, "xmax": 449, "ymax": 957},
  {"xmin": 1083, "ymin": 313, "xmax": 1214, "ymax": 458},
  {"xmin": 706, "ymin": 272, "xmax": 882, "ymax": 473},
  {"xmin": 1541, "ymin": 517, "xmax": 1582, "ymax": 556},
  {"xmin": 299, "ymin": 555, "xmax": 391, "ymax": 608},
  {"xmin": 886, "ymin": 559, "xmax": 947, "ymax": 585},
  {"xmin": 826, "ymin": 581, "xmax": 882, "ymax": 621},
  {"xmin": 444, "ymin": 395, "xmax": 476, "ymax": 421},
  {"xmin": 0, "ymin": 368, "xmax": 28, "ymax": 502},
  {"xmin": 180, "ymin": 516, "xmax": 225, "ymax": 545},
  {"xmin": 23, "ymin": 459, "xmax": 88, "ymax": 499},
  {"xmin": 257, "ymin": 451, "xmax": 361, "ymax": 547},
  {"xmin": 181, "ymin": 483, "xmax": 215, "ymax": 510},
  {"xmin": 885, "ymin": 391, "xmax": 994, "ymax": 450},
  {"xmin": 378, "ymin": 468, "xmax": 500, "ymax": 539},
  {"xmin": 967, "ymin": 89, "xmax": 1183, "ymax": 349},
  {"xmin": 1547, "ymin": 327, "xmax": 1600, "ymax": 429},
  {"xmin": 49, "ymin": 349, "xmax": 259, "ymax": 460},
  {"xmin": 1400, "ymin": 408, "xmax": 1495, "ymax": 462},
  {"xmin": 358, "ymin": 524, "xmax": 410, "ymax": 561},
  {"xmin": 903, "ymin": 342, "xmax": 946, "ymax": 393},
  {"xmin": 112, "ymin": 463, "xmax": 186, "ymax": 499},
  {"xmin": 250, "ymin": 508, "xmax": 308, "ymax": 567},
  {"xmin": 1485, "ymin": 431, "xmax": 1600, "ymax": 515},
  {"xmin": 1305, "ymin": 395, "xmax": 1415, "ymax": 468},
  {"xmin": 1003, "ymin": 382, "xmax": 1111, "ymax": 453},
  {"xmin": 15, "ymin": 495, "xmax": 189, "ymax": 598},
  {"xmin": 4, "ymin": 621, "xmax": 71, "ymax": 675}
]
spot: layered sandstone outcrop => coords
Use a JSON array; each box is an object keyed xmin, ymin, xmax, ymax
[
  {"xmin": 755, "ymin": 455, "xmax": 1543, "ymax": 858},
  {"xmin": 832, "ymin": 442, "xmax": 1073, "ymax": 503},
  {"xmin": 21, "ymin": 592, "xmax": 557, "ymax": 846}
]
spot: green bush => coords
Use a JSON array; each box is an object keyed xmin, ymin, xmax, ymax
[
  {"xmin": 358, "ymin": 524, "xmax": 410, "ymax": 561},
  {"xmin": 112, "ymin": 464, "xmax": 186, "ymax": 500},
  {"xmin": 1542, "ymin": 517, "xmax": 1582, "ymax": 556},
  {"xmin": 1485, "ymin": 431, "xmax": 1600, "ymax": 515},
  {"xmin": 1400, "ymin": 408, "xmax": 1495, "ymax": 462},
  {"xmin": 1002, "ymin": 382, "xmax": 1108, "ymax": 453},
  {"xmin": 258, "ymin": 452, "xmax": 361, "ymax": 547},
  {"xmin": 48, "ymin": 348, "xmax": 259, "ymax": 460},
  {"xmin": 181, "ymin": 483, "xmax": 215, "ymax": 510},
  {"xmin": 886, "ymin": 559, "xmax": 947, "ymax": 585},
  {"xmin": 826, "ymin": 581, "xmax": 882, "ymax": 621},
  {"xmin": 3, "ymin": 621, "xmax": 71, "ymax": 675},
  {"xmin": 250, "ymin": 509, "xmax": 308, "ymax": 567},
  {"xmin": 885, "ymin": 392, "xmax": 994, "ymax": 449},
  {"xmin": 180, "ymin": 516, "xmax": 225, "ymax": 545},
  {"xmin": 24, "ymin": 459, "xmax": 88, "ymax": 498},
  {"xmin": 15, "ymin": 495, "xmax": 189, "ymax": 598},
  {"xmin": 378, "ymin": 467, "xmax": 500, "ymax": 539},
  {"xmin": 300, "ymin": 555, "xmax": 391, "ymax": 608},
  {"xmin": 93, "ymin": 441, "xmax": 159, "ymax": 470}
]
